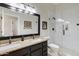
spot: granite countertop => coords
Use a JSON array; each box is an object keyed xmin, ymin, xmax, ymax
[{"xmin": 0, "ymin": 37, "xmax": 48, "ymax": 55}]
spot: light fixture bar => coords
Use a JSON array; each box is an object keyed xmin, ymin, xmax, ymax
[{"xmin": 5, "ymin": 3, "xmax": 37, "ymax": 14}]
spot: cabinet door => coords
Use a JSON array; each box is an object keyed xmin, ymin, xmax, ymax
[
  {"xmin": 42, "ymin": 41, "xmax": 48, "ymax": 56},
  {"xmin": 30, "ymin": 43, "xmax": 42, "ymax": 56},
  {"xmin": 31, "ymin": 48, "xmax": 42, "ymax": 56},
  {"xmin": 5, "ymin": 47, "xmax": 30, "ymax": 56},
  {"xmin": 30, "ymin": 43, "xmax": 42, "ymax": 52}
]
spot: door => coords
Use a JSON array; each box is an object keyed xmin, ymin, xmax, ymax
[
  {"xmin": 4, "ymin": 15, "xmax": 13, "ymax": 36},
  {"xmin": 12, "ymin": 17, "xmax": 18, "ymax": 36},
  {"xmin": 4, "ymin": 15, "xmax": 18, "ymax": 36}
]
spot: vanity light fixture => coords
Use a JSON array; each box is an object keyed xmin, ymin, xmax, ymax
[
  {"xmin": 25, "ymin": 6, "xmax": 31, "ymax": 14},
  {"xmin": 30, "ymin": 12, "xmax": 34, "ymax": 14},
  {"xmin": 31, "ymin": 8, "xmax": 37, "ymax": 13},
  {"xmin": 5, "ymin": 3, "xmax": 37, "ymax": 14},
  {"xmin": 18, "ymin": 8, "xmax": 23, "ymax": 13},
  {"xmin": 26, "ymin": 6, "xmax": 32, "ymax": 12},
  {"xmin": 10, "ymin": 6, "xmax": 16, "ymax": 11}
]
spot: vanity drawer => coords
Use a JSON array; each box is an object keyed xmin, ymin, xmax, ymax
[
  {"xmin": 8, "ymin": 47, "xmax": 30, "ymax": 56},
  {"xmin": 30, "ymin": 43, "xmax": 42, "ymax": 52},
  {"xmin": 31, "ymin": 48, "xmax": 42, "ymax": 56}
]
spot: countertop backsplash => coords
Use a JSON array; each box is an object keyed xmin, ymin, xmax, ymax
[{"xmin": 0, "ymin": 35, "xmax": 40, "ymax": 45}]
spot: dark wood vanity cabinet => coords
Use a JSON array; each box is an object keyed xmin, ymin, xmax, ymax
[
  {"xmin": 2, "ymin": 41, "xmax": 47, "ymax": 56},
  {"xmin": 30, "ymin": 43, "xmax": 42, "ymax": 56},
  {"xmin": 8, "ymin": 47, "xmax": 30, "ymax": 56},
  {"xmin": 42, "ymin": 41, "xmax": 47, "ymax": 56}
]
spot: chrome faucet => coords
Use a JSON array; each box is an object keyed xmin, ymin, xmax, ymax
[
  {"xmin": 33, "ymin": 34, "xmax": 35, "ymax": 39},
  {"xmin": 21, "ymin": 35, "xmax": 24, "ymax": 41},
  {"xmin": 9, "ymin": 37, "xmax": 11, "ymax": 44}
]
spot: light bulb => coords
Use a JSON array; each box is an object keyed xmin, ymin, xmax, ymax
[{"xmin": 10, "ymin": 6, "xmax": 16, "ymax": 11}]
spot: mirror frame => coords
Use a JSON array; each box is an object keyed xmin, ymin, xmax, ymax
[{"xmin": 0, "ymin": 3, "xmax": 40, "ymax": 40}]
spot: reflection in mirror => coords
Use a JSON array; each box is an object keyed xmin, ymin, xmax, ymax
[
  {"xmin": 24, "ymin": 21, "xmax": 32, "ymax": 29},
  {"xmin": 0, "ymin": 3, "xmax": 40, "ymax": 45},
  {"xmin": 0, "ymin": 6, "xmax": 38, "ymax": 37},
  {"xmin": 4, "ymin": 15, "xmax": 18, "ymax": 36}
]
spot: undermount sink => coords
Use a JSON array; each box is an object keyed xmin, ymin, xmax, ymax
[{"xmin": 0, "ymin": 43, "xmax": 21, "ymax": 52}]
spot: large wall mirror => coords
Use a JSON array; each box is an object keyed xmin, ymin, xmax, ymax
[{"xmin": 0, "ymin": 3, "xmax": 40, "ymax": 39}]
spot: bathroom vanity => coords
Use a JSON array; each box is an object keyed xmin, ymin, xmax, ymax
[
  {"xmin": 0, "ymin": 4, "xmax": 47, "ymax": 56},
  {"xmin": 0, "ymin": 38, "xmax": 48, "ymax": 56}
]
